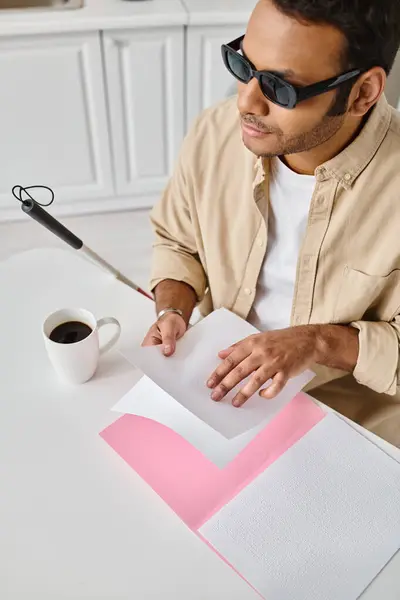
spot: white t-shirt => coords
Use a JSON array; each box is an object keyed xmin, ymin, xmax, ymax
[{"xmin": 248, "ymin": 157, "xmax": 315, "ymax": 332}]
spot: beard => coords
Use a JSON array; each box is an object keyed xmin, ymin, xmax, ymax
[{"xmin": 241, "ymin": 112, "xmax": 346, "ymax": 158}]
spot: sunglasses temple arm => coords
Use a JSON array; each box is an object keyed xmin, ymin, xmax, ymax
[
  {"xmin": 297, "ymin": 70, "xmax": 361, "ymax": 103},
  {"xmin": 230, "ymin": 35, "xmax": 245, "ymax": 51},
  {"xmin": 297, "ymin": 81, "xmax": 340, "ymax": 103}
]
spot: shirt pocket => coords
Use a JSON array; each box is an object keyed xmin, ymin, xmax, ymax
[{"xmin": 334, "ymin": 267, "xmax": 400, "ymax": 324}]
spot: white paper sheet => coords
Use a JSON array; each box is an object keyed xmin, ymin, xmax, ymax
[
  {"xmin": 111, "ymin": 376, "xmax": 269, "ymax": 468},
  {"xmin": 122, "ymin": 309, "xmax": 314, "ymax": 439},
  {"xmin": 200, "ymin": 414, "xmax": 400, "ymax": 600}
]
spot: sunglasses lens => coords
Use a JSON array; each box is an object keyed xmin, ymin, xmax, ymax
[
  {"xmin": 225, "ymin": 48, "xmax": 251, "ymax": 83},
  {"xmin": 260, "ymin": 74, "xmax": 292, "ymax": 107}
]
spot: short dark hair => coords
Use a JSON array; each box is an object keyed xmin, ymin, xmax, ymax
[{"xmin": 272, "ymin": 0, "xmax": 400, "ymax": 75}]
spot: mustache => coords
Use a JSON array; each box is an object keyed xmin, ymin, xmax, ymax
[{"xmin": 241, "ymin": 115, "xmax": 277, "ymax": 134}]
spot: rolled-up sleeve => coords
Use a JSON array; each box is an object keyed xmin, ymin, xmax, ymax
[
  {"xmin": 350, "ymin": 315, "xmax": 400, "ymax": 395},
  {"xmin": 149, "ymin": 130, "xmax": 207, "ymax": 302}
]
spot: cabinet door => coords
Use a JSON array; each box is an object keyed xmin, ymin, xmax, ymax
[
  {"xmin": 186, "ymin": 25, "xmax": 245, "ymax": 128},
  {"xmin": 103, "ymin": 28, "xmax": 185, "ymax": 204},
  {"xmin": 0, "ymin": 32, "xmax": 113, "ymax": 220}
]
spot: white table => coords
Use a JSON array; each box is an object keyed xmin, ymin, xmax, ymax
[{"xmin": 1, "ymin": 248, "xmax": 399, "ymax": 600}]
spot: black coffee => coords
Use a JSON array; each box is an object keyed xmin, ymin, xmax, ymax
[{"xmin": 50, "ymin": 321, "xmax": 92, "ymax": 345}]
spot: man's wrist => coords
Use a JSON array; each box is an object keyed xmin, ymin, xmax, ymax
[
  {"xmin": 313, "ymin": 324, "xmax": 360, "ymax": 372},
  {"xmin": 154, "ymin": 279, "xmax": 196, "ymax": 326}
]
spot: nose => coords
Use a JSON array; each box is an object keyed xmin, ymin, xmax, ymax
[{"xmin": 237, "ymin": 77, "xmax": 269, "ymax": 117}]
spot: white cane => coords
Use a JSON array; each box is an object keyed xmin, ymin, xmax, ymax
[{"xmin": 13, "ymin": 184, "xmax": 153, "ymax": 301}]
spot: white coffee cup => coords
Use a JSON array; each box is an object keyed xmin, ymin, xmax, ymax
[{"xmin": 43, "ymin": 308, "xmax": 121, "ymax": 384}]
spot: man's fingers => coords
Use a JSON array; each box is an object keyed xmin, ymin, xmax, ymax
[
  {"xmin": 158, "ymin": 317, "xmax": 183, "ymax": 356},
  {"xmin": 210, "ymin": 358, "xmax": 255, "ymax": 401},
  {"xmin": 141, "ymin": 314, "xmax": 186, "ymax": 354},
  {"xmin": 207, "ymin": 346, "xmax": 250, "ymax": 389},
  {"xmin": 232, "ymin": 366, "xmax": 273, "ymax": 408},
  {"xmin": 158, "ymin": 327, "xmax": 177, "ymax": 356},
  {"xmin": 260, "ymin": 372, "xmax": 287, "ymax": 399},
  {"xmin": 218, "ymin": 343, "xmax": 238, "ymax": 359},
  {"xmin": 141, "ymin": 326, "xmax": 162, "ymax": 347}
]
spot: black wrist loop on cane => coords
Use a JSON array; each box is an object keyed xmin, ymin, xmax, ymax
[{"xmin": 12, "ymin": 185, "xmax": 55, "ymax": 208}]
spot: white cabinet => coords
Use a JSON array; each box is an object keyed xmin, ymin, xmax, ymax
[
  {"xmin": 186, "ymin": 25, "xmax": 246, "ymax": 128},
  {"xmin": 0, "ymin": 32, "xmax": 113, "ymax": 217},
  {"xmin": 387, "ymin": 52, "xmax": 400, "ymax": 110},
  {"xmin": 0, "ymin": 8, "xmax": 251, "ymax": 221},
  {"xmin": 103, "ymin": 27, "xmax": 185, "ymax": 205}
]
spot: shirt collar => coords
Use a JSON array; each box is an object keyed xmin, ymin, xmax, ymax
[
  {"xmin": 253, "ymin": 156, "xmax": 265, "ymax": 189},
  {"xmin": 315, "ymin": 95, "xmax": 392, "ymax": 189},
  {"xmin": 252, "ymin": 95, "xmax": 392, "ymax": 190}
]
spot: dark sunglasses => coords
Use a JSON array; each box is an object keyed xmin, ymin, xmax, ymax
[{"xmin": 221, "ymin": 35, "xmax": 363, "ymax": 110}]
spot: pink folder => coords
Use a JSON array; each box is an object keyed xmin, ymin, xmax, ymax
[{"xmin": 100, "ymin": 392, "xmax": 324, "ymax": 530}]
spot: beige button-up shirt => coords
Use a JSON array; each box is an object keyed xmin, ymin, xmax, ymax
[{"xmin": 150, "ymin": 95, "xmax": 400, "ymax": 445}]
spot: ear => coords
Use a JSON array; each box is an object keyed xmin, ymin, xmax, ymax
[{"xmin": 348, "ymin": 67, "xmax": 387, "ymax": 117}]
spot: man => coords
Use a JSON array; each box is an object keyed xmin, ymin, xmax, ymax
[{"xmin": 143, "ymin": 0, "xmax": 400, "ymax": 446}]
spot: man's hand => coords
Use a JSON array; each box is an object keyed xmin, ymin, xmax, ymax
[
  {"xmin": 207, "ymin": 324, "xmax": 359, "ymax": 408},
  {"xmin": 207, "ymin": 327, "xmax": 317, "ymax": 407},
  {"xmin": 141, "ymin": 279, "xmax": 197, "ymax": 356},
  {"xmin": 142, "ymin": 312, "xmax": 187, "ymax": 356}
]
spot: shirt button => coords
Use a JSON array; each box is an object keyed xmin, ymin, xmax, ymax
[
  {"xmin": 317, "ymin": 196, "xmax": 325, "ymax": 206},
  {"xmin": 257, "ymin": 238, "xmax": 264, "ymax": 248},
  {"xmin": 244, "ymin": 288, "xmax": 252, "ymax": 296},
  {"xmin": 344, "ymin": 173, "xmax": 351, "ymax": 181}
]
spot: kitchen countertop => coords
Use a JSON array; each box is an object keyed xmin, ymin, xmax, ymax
[
  {"xmin": 181, "ymin": 0, "xmax": 256, "ymax": 26},
  {"xmin": 0, "ymin": 0, "xmax": 256, "ymax": 36},
  {"xmin": 0, "ymin": 0, "xmax": 187, "ymax": 36}
]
